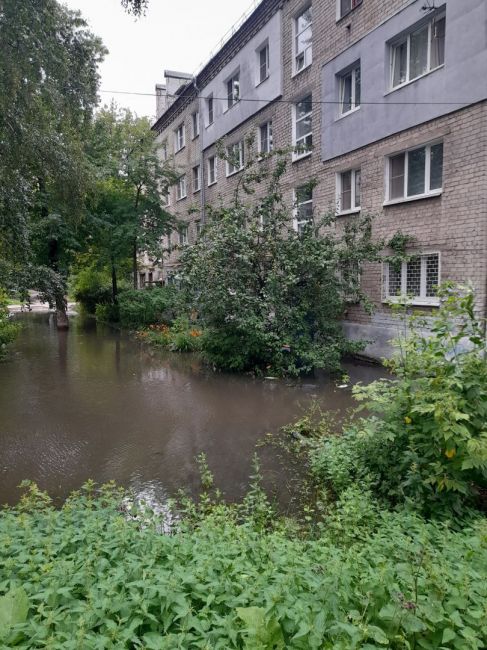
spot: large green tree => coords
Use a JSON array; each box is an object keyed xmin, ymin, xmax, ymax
[
  {"xmin": 82, "ymin": 105, "xmax": 177, "ymax": 296},
  {"xmin": 179, "ymin": 140, "xmax": 384, "ymax": 376},
  {"xmin": 0, "ymin": 0, "xmax": 106, "ymax": 326}
]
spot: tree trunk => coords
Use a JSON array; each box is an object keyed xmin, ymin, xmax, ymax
[
  {"xmin": 48, "ymin": 238, "xmax": 69, "ymax": 330},
  {"xmin": 55, "ymin": 295, "xmax": 69, "ymax": 330},
  {"xmin": 132, "ymin": 239, "xmax": 138, "ymax": 289},
  {"xmin": 132, "ymin": 186, "xmax": 141, "ymax": 289},
  {"xmin": 111, "ymin": 258, "xmax": 118, "ymax": 303}
]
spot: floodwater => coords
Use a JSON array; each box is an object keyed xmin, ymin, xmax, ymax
[{"xmin": 0, "ymin": 313, "xmax": 385, "ymax": 507}]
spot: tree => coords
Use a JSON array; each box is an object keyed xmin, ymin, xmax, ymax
[
  {"xmin": 121, "ymin": 0, "xmax": 149, "ymax": 16},
  {"xmin": 179, "ymin": 138, "xmax": 384, "ymax": 376},
  {"xmin": 0, "ymin": 0, "xmax": 106, "ymax": 326},
  {"xmin": 82, "ymin": 105, "xmax": 178, "ymax": 298}
]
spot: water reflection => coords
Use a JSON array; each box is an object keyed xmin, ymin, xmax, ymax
[{"xmin": 0, "ymin": 313, "xmax": 386, "ymax": 506}]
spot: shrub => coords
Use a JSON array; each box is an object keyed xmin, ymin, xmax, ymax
[
  {"xmin": 118, "ymin": 287, "xmax": 177, "ymax": 329},
  {"xmin": 72, "ymin": 266, "xmax": 113, "ymax": 314},
  {"xmin": 178, "ymin": 141, "xmax": 383, "ymax": 376},
  {"xmin": 311, "ymin": 284, "xmax": 487, "ymax": 514},
  {"xmin": 0, "ymin": 482, "xmax": 486, "ymax": 648},
  {"xmin": 136, "ymin": 317, "xmax": 202, "ymax": 352},
  {"xmin": 94, "ymin": 302, "xmax": 120, "ymax": 323},
  {"xmin": 0, "ymin": 289, "xmax": 20, "ymax": 358}
]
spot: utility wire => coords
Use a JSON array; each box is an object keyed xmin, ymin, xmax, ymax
[{"xmin": 100, "ymin": 88, "xmax": 473, "ymax": 107}]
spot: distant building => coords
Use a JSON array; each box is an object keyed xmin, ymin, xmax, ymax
[{"xmin": 147, "ymin": 0, "xmax": 487, "ymax": 359}]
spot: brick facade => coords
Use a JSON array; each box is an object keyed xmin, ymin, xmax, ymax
[{"xmin": 147, "ymin": 0, "xmax": 487, "ymax": 358}]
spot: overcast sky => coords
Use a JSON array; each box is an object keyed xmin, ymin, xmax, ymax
[{"xmin": 62, "ymin": 0, "xmax": 253, "ymax": 119}]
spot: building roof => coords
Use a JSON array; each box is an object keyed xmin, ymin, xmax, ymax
[{"xmin": 152, "ymin": 0, "xmax": 283, "ymax": 134}]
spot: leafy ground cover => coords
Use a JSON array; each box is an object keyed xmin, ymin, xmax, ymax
[{"xmin": 0, "ymin": 482, "xmax": 486, "ymax": 649}]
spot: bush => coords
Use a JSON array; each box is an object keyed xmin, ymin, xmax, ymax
[
  {"xmin": 136, "ymin": 317, "xmax": 203, "ymax": 352},
  {"xmin": 0, "ymin": 289, "xmax": 20, "ymax": 358},
  {"xmin": 94, "ymin": 302, "xmax": 120, "ymax": 323},
  {"xmin": 118, "ymin": 287, "xmax": 177, "ymax": 329},
  {"xmin": 72, "ymin": 266, "xmax": 113, "ymax": 314},
  {"xmin": 178, "ymin": 142, "xmax": 383, "ymax": 376},
  {"xmin": 0, "ymin": 482, "xmax": 486, "ymax": 648},
  {"xmin": 311, "ymin": 285, "xmax": 487, "ymax": 514}
]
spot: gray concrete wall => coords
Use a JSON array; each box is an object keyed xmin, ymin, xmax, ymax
[
  {"xmin": 201, "ymin": 10, "xmax": 282, "ymax": 149},
  {"xmin": 322, "ymin": 0, "xmax": 487, "ymax": 160}
]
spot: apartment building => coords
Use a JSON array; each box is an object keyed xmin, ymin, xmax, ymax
[{"xmin": 149, "ymin": 0, "xmax": 487, "ymax": 359}]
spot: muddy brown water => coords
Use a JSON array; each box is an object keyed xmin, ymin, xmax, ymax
[{"xmin": 0, "ymin": 313, "xmax": 386, "ymax": 508}]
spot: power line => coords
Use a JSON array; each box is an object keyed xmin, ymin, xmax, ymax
[{"xmin": 100, "ymin": 89, "xmax": 473, "ymax": 107}]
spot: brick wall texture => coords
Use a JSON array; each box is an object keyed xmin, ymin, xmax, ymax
[{"xmin": 150, "ymin": 0, "xmax": 487, "ymax": 338}]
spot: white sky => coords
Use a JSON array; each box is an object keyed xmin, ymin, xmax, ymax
[{"xmin": 62, "ymin": 0, "xmax": 253, "ymax": 119}]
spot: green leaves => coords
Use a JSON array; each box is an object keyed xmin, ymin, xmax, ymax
[
  {"xmin": 236, "ymin": 607, "xmax": 285, "ymax": 649},
  {"xmin": 0, "ymin": 485, "xmax": 486, "ymax": 648},
  {"xmin": 178, "ymin": 144, "xmax": 382, "ymax": 376},
  {"xmin": 0, "ymin": 587, "xmax": 29, "ymax": 642}
]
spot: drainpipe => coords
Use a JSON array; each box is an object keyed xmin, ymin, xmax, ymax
[{"xmin": 193, "ymin": 76, "xmax": 206, "ymax": 224}]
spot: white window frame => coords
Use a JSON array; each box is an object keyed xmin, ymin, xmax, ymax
[
  {"xmin": 174, "ymin": 123, "xmax": 185, "ymax": 152},
  {"xmin": 384, "ymin": 140, "xmax": 443, "ymax": 205},
  {"xmin": 178, "ymin": 226, "xmax": 189, "ymax": 247},
  {"xmin": 339, "ymin": 64, "xmax": 361, "ymax": 116},
  {"xmin": 292, "ymin": 95, "xmax": 313, "ymax": 161},
  {"xmin": 176, "ymin": 175, "xmax": 187, "ymax": 201},
  {"xmin": 389, "ymin": 13, "xmax": 446, "ymax": 90},
  {"xmin": 336, "ymin": 168, "xmax": 361, "ymax": 215},
  {"xmin": 336, "ymin": 0, "xmax": 363, "ymax": 21},
  {"xmin": 207, "ymin": 95, "xmax": 214, "ymax": 126},
  {"xmin": 293, "ymin": 5, "xmax": 313, "ymax": 75},
  {"xmin": 383, "ymin": 252, "xmax": 441, "ymax": 306},
  {"xmin": 192, "ymin": 164, "xmax": 201, "ymax": 193},
  {"xmin": 226, "ymin": 71, "xmax": 240, "ymax": 110},
  {"xmin": 226, "ymin": 141, "xmax": 244, "ymax": 177},
  {"xmin": 191, "ymin": 111, "xmax": 199, "ymax": 139},
  {"xmin": 256, "ymin": 41, "xmax": 270, "ymax": 85},
  {"xmin": 258, "ymin": 121, "xmax": 273, "ymax": 155},
  {"xmin": 207, "ymin": 156, "xmax": 217, "ymax": 186},
  {"xmin": 293, "ymin": 185, "xmax": 313, "ymax": 233}
]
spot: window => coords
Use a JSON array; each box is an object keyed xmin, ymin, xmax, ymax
[
  {"xmin": 337, "ymin": 168, "xmax": 361, "ymax": 213},
  {"xmin": 383, "ymin": 253, "xmax": 440, "ymax": 305},
  {"xmin": 195, "ymin": 220, "xmax": 202, "ymax": 237},
  {"xmin": 174, "ymin": 123, "xmax": 185, "ymax": 152},
  {"xmin": 226, "ymin": 141, "xmax": 244, "ymax": 176},
  {"xmin": 340, "ymin": 260, "xmax": 361, "ymax": 302},
  {"xmin": 176, "ymin": 174, "xmax": 187, "ymax": 200},
  {"xmin": 192, "ymin": 111, "xmax": 199, "ymax": 138},
  {"xmin": 293, "ymin": 95, "xmax": 312, "ymax": 160},
  {"xmin": 179, "ymin": 226, "xmax": 188, "ymax": 247},
  {"xmin": 390, "ymin": 14, "xmax": 445, "ymax": 89},
  {"xmin": 208, "ymin": 156, "xmax": 217, "ymax": 185},
  {"xmin": 386, "ymin": 141, "xmax": 443, "ymax": 202},
  {"xmin": 192, "ymin": 165, "xmax": 201, "ymax": 192},
  {"xmin": 207, "ymin": 95, "xmax": 214, "ymax": 126},
  {"xmin": 257, "ymin": 43, "xmax": 269, "ymax": 84},
  {"xmin": 160, "ymin": 143, "xmax": 168, "ymax": 161},
  {"xmin": 259, "ymin": 121, "xmax": 273, "ymax": 154},
  {"xmin": 294, "ymin": 185, "xmax": 313, "ymax": 233},
  {"xmin": 226, "ymin": 72, "xmax": 240, "ymax": 109},
  {"xmin": 161, "ymin": 190, "xmax": 171, "ymax": 207},
  {"xmin": 338, "ymin": 0, "xmax": 362, "ymax": 20},
  {"xmin": 339, "ymin": 64, "xmax": 361, "ymax": 115},
  {"xmin": 294, "ymin": 6, "xmax": 312, "ymax": 73}
]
